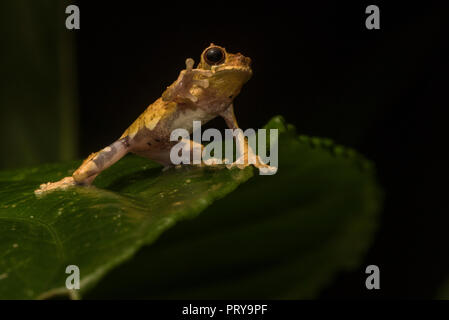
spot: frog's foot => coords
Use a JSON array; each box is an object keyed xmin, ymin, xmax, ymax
[
  {"xmin": 186, "ymin": 157, "xmax": 223, "ymax": 169},
  {"xmin": 162, "ymin": 58, "xmax": 213, "ymax": 103},
  {"xmin": 202, "ymin": 157, "xmax": 223, "ymax": 166},
  {"xmin": 34, "ymin": 176, "xmax": 76, "ymax": 195},
  {"xmin": 226, "ymin": 154, "xmax": 277, "ymax": 175},
  {"xmin": 256, "ymin": 162, "xmax": 278, "ymax": 175},
  {"xmin": 196, "ymin": 157, "xmax": 224, "ymax": 168}
]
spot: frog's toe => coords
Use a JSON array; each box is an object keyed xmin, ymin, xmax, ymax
[
  {"xmin": 202, "ymin": 157, "xmax": 222, "ymax": 166},
  {"xmin": 257, "ymin": 164, "xmax": 278, "ymax": 175},
  {"xmin": 34, "ymin": 176, "xmax": 76, "ymax": 195},
  {"xmin": 185, "ymin": 58, "xmax": 195, "ymax": 70},
  {"xmin": 191, "ymin": 69, "xmax": 213, "ymax": 78},
  {"xmin": 226, "ymin": 163, "xmax": 247, "ymax": 170},
  {"xmin": 225, "ymin": 157, "xmax": 248, "ymax": 170}
]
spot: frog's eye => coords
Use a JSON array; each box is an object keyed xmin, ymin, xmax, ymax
[{"xmin": 204, "ymin": 47, "xmax": 225, "ymax": 65}]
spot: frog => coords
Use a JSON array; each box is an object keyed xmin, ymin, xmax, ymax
[{"xmin": 35, "ymin": 44, "xmax": 273, "ymax": 194}]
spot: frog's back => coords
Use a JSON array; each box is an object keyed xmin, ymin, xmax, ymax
[{"xmin": 120, "ymin": 98, "xmax": 178, "ymax": 139}]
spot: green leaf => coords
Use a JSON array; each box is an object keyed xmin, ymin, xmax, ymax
[
  {"xmin": 0, "ymin": 116, "xmax": 382, "ymax": 299},
  {"xmin": 0, "ymin": 155, "xmax": 253, "ymax": 299},
  {"xmin": 86, "ymin": 116, "xmax": 383, "ymax": 299}
]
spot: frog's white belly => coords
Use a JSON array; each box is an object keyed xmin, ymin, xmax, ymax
[{"xmin": 170, "ymin": 107, "xmax": 215, "ymax": 133}]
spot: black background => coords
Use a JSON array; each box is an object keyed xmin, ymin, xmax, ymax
[{"xmin": 75, "ymin": 1, "xmax": 449, "ymax": 298}]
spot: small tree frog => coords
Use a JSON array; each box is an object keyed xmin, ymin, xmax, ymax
[{"xmin": 36, "ymin": 44, "xmax": 271, "ymax": 194}]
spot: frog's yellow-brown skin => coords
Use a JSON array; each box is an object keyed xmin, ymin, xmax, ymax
[{"xmin": 36, "ymin": 44, "xmax": 267, "ymax": 193}]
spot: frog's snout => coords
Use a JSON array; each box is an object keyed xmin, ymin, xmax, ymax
[{"xmin": 236, "ymin": 53, "xmax": 251, "ymax": 67}]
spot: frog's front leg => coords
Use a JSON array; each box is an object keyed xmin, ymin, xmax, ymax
[
  {"xmin": 35, "ymin": 137, "xmax": 130, "ymax": 194},
  {"xmin": 220, "ymin": 104, "xmax": 276, "ymax": 174},
  {"xmin": 162, "ymin": 58, "xmax": 212, "ymax": 104}
]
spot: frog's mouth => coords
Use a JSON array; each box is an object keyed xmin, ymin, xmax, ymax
[{"xmin": 211, "ymin": 65, "xmax": 253, "ymax": 76}]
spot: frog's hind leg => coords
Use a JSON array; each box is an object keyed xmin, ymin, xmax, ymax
[
  {"xmin": 72, "ymin": 137, "xmax": 131, "ymax": 185},
  {"xmin": 35, "ymin": 137, "xmax": 131, "ymax": 194}
]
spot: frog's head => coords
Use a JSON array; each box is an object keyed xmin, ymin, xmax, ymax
[{"xmin": 197, "ymin": 44, "xmax": 252, "ymax": 98}]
